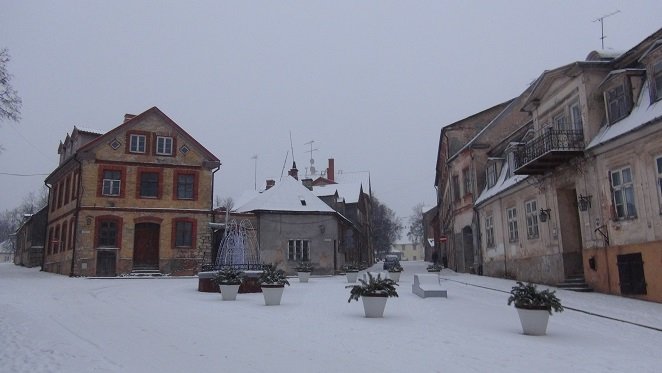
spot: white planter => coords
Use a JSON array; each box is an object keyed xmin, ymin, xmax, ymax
[
  {"xmin": 387, "ymin": 271, "xmax": 401, "ymax": 282},
  {"xmin": 346, "ymin": 271, "xmax": 359, "ymax": 283},
  {"xmin": 361, "ymin": 295, "xmax": 388, "ymax": 318},
  {"xmin": 298, "ymin": 271, "xmax": 311, "ymax": 283},
  {"xmin": 218, "ymin": 284, "xmax": 240, "ymax": 301},
  {"xmin": 261, "ymin": 284, "xmax": 285, "ymax": 306},
  {"xmin": 516, "ymin": 307, "xmax": 551, "ymax": 335}
]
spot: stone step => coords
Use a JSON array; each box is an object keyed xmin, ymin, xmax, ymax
[{"xmin": 557, "ymin": 275, "xmax": 593, "ymax": 292}]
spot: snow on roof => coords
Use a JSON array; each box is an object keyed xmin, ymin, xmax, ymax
[
  {"xmin": 75, "ymin": 126, "xmax": 105, "ymax": 135},
  {"xmin": 475, "ymin": 162, "xmax": 529, "ymax": 206},
  {"xmin": 587, "ymin": 81, "xmax": 662, "ymax": 150},
  {"xmin": 234, "ymin": 176, "xmax": 336, "ymax": 214},
  {"xmin": 312, "ymin": 182, "xmax": 363, "ymax": 204},
  {"xmin": 312, "ymin": 184, "xmax": 338, "ymax": 197}
]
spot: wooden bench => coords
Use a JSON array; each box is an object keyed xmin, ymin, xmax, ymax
[{"xmin": 412, "ymin": 273, "xmax": 447, "ymax": 298}]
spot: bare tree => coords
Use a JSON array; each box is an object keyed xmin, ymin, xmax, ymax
[
  {"xmin": 0, "ymin": 48, "xmax": 22, "ymax": 123},
  {"xmin": 370, "ymin": 195, "xmax": 402, "ymax": 258},
  {"xmin": 0, "ymin": 187, "xmax": 48, "ymax": 241},
  {"xmin": 406, "ymin": 203, "xmax": 425, "ymax": 244}
]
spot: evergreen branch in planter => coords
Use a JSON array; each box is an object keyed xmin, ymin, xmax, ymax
[
  {"xmin": 346, "ymin": 272, "xmax": 399, "ymax": 302},
  {"xmin": 295, "ymin": 261, "xmax": 313, "ymax": 272},
  {"xmin": 343, "ymin": 263, "xmax": 359, "ymax": 272},
  {"xmin": 258, "ymin": 264, "xmax": 290, "ymax": 286},
  {"xmin": 427, "ymin": 263, "xmax": 443, "ymax": 271},
  {"xmin": 507, "ymin": 281, "xmax": 563, "ymax": 315},
  {"xmin": 211, "ymin": 267, "xmax": 244, "ymax": 285}
]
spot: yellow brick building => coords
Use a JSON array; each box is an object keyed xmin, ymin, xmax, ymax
[{"xmin": 43, "ymin": 107, "xmax": 220, "ymax": 276}]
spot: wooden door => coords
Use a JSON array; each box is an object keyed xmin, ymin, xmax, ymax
[
  {"xmin": 133, "ymin": 223, "xmax": 160, "ymax": 268},
  {"xmin": 96, "ymin": 250, "xmax": 117, "ymax": 277}
]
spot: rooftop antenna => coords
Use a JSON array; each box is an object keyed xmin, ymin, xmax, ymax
[
  {"xmin": 279, "ymin": 150, "xmax": 289, "ymax": 181},
  {"xmin": 303, "ymin": 140, "xmax": 319, "ymax": 176},
  {"xmin": 289, "ymin": 131, "xmax": 296, "ymax": 166},
  {"xmin": 251, "ymin": 154, "xmax": 258, "ymax": 190},
  {"xmin": 593, "ymin": 10, "xmax": 620, "ymax": 49}
]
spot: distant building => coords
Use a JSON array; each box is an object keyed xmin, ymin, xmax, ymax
[
  {"xmin": 391, "ymin": 240, "xmax": 424, "ymax": 261},
  {"xmin": 14, "ymin": 206, "xmax": 48, "ymax": 267},
  {"xmin": 0, "ymin": 239, "xmax": 14, "ymax": 263},
  {"xmin": 234, "ymin": 171, "xmax": 353, "ymax": 275}
]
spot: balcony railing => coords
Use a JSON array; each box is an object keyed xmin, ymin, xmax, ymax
[{"xmin": 514, "ymin": 129, "xmax": 584, "ymax": 175}]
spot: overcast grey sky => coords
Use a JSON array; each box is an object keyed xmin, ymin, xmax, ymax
[{"xmin": 1, "ymin": 1, "xmax": 660, "ymax": 220}]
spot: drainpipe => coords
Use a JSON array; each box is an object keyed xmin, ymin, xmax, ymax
[
  {"xmin": 209, "ymin": 164, "xmax": 221, "ymax": 270},
  {"xmin": 211, "ymin": 164, "xmax": 220, "ymax": 221},
  {"xmin": 70, "ymin": 155, "xmax": 82, "ymax": 277},
  {"xmin": 42, "ymin": 182, "xmax": 52, "ymax": 272}
]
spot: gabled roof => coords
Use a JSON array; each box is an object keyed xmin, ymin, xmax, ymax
[
  {"xmin": 234, "ymin": 176, "xmax": 337, "ymax": 214},
  {"xmin": 447, "ymin": 97, "xmax": 517, "ymax": 163},
  {"xmin": 521, "ymin": 61, "xmax": 611, "ymax": 112},
  {"xmin": 78, "ymin": 106, "xmax": 220, "ymax": 163}
]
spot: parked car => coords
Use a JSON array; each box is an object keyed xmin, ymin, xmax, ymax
[{"xmin": 383, "ymin": 255, "xmax": 400, "ymax": 270}]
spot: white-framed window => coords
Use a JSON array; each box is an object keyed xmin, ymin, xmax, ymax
[
  {"xmin": 553, "ymin": 112, "xmax": 568, "ymax": 130},
  {"xmin": 129, "ymin": 134, "xmax": 146, "ymax": 153},
  {"xmin": 507, "ymin": 207, "xmax": 518, "ymax": 242},
  {"xmin": 487, "ymin": 163, "xmax": 497, "ymax": 188},
  {"xmin": 156, "ymin": 136, "xmax": 173, "ymax": 155},
  {"xmin": 288, "ymin": 239, "xmax": 310, "ymax": 261},
  {"xmin": 656, "ymin": 156, "xmax": 662, "ymax": 212},
  {"xmin": 525, "ymin": 200, "xmax": 539, "ymax": 239},
  {"xmin": 569, "ymin": 102, "xmax": 583, "ymax": 130},
  {"xmin": 102, "ymin": 170, "xmax": 121, "ymax": 196},
  {"xmin": 606, "ymin": 85, "xmax": 628, "ymax": 124},
  {"xmin": 611, "ymin": 166, "xmax": 637, "ymax": 220},
  {"xmin": 485, "ymin": 215, "xmax": 494, "ymax": 248}
]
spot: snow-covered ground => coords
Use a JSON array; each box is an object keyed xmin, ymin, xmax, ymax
[{"xmin": 1, "ymin": 261, "xmax": 661, "ymax": 373}]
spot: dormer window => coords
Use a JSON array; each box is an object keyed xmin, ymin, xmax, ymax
[
  {"xmin": 653, "ymin": 61, "xmax": 662, "ymax": 102},
  {"xmin": 606, "ymin": 84, "xmax": 628, "ymax": 124},
  {"xmin": 487, "ymin": 163, "xmax": 497, "ymax": 188}
]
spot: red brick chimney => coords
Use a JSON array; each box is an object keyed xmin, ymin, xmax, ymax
[
  {"xmin": 266, "ymin": 179, "xmax": 275, "ymax": 190},
  {"xmin": 124, "ymin": 114, "xmax": 136, "ymax": 123},
  {"xmin": 288, "ymin": 161, "xmax": 299, "ymax": 180},
  {"xmin": 327, "ymin": 158, "xmax": 335, "ymax": 182}
]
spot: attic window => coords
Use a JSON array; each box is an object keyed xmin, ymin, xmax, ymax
[
  {"xmin": 109, "ymin": 139, "xmax": 121, "ymax": 150},
  {"xmin": 299, "ymin": 196, "xmax": 307, "ymax": 206},
  {"xmin": 180, "ymin": 144, "xmax": 190, "ymax": 154}
]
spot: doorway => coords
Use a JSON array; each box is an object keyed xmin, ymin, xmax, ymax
[
  {"xmin": 557, "ymin": 188, "xmax": 584, "ymax": 277},
  {"xmin": 133, "ymin": 223, "xmax": 160, "ymax": 269},
  {"xmin": 96, "ymin": 250, "xmax": 117, "ymax": 277}
]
